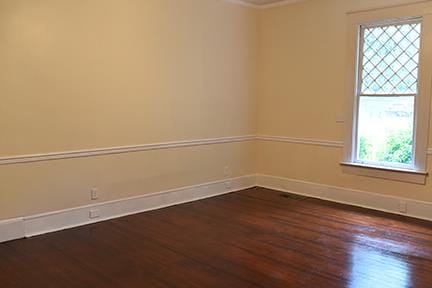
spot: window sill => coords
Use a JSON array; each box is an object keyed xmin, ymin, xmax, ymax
[{"xmin": 340, "ymin": 162, "xmax": 428, "ymax": 184}]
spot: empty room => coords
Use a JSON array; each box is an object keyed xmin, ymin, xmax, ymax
[{"xmin": 2, "ymin": 0, "xmax": 432, "ymax": 287}]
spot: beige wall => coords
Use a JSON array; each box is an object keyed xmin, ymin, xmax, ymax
[
  {"xmin": 3, "ymin": 0, "xmax": 432, "ymax": 221},
  {"xmin": 257, "ymin": 0, "xmax": 432, "ymax": 202},
  {"xmin": 0, "ymin": 0, "xmax": 257, "ymax": 220}
]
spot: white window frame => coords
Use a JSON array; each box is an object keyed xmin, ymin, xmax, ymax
[{"xmin": 342, "ymin": 2, "xmax": 432, "ymax": 184}]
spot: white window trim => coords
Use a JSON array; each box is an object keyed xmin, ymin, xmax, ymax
[{"xmin": 342, "ymin": 2, "xmax": 432, "ymax": 185}]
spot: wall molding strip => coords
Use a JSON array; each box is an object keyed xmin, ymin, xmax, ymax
[
  {"xmin": 224, "ymin": 0, "xmax": 259, "ymax": 8},
  {"xmin": 2, "ymin": 134, "xmax": 432, "ymax": 165},
  {"xmin": 0, "ymin": 175, "xmax": 256, "ymax": 243},
  {"xmin": 224, "ymin": 0, "xmax": 306, "ymax": 9},
  {"xmin": 257, "ymin": 135, "xmax": 344, "ymax": 148},
  {"xmin": 0, "ymin": 135, "xmax": 256, "ymax": 165},
  {"xmin": 257, "ymin": 0, "xmax": 306, "ymax": 9},
  {"xmin": 257, "ymin": 174, "xmax": 432, "ymax": 222},
  {"xmin": 0, "ymin": 218, "xmax": 25, "ymax": 243},
  {"xmin": 3, "ymin": 173, "xmax": 432, "ymax": 243},
  {"xmin": 259, "ymin": 135, "xmax": 432, "ymax": 153}
]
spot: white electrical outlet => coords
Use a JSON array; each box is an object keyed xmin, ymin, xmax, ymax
[
  {"xmin": 224, "ymin": 166, "xmax": 230, "ymax": 177},
  {"xmin": 89, "ymin": 209, "xmax": 100, "ymax": 219},
  {"xmin": 398, "ymin": 201, "xmax": 407, "ymax": 214},
  {"xmin": 90, "ymin": 188, "xmax": 99, "ymax": 200},
  {"xmin": 225, "ymin": 181, "xmax": 232, "ymax": 189}
]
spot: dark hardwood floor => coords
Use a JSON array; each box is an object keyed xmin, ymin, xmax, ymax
[{"xmin": 1, "ymin": 187, "xmax": 432, "ymax": 288}]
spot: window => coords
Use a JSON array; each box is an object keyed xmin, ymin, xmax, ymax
[
  {"xmin": 356, "ymin": 19, "xmax": 421, "ymax": 169},
  {"xmin": 342, "ymin": 3, "xmax": 432, "ymax": 184}
]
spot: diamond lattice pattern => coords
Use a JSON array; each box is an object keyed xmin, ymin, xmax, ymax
[{"xmin": 361, "ymin": 21, "xmax": 421, "ymax": 95}]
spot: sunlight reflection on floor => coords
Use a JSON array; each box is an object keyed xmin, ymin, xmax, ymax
[{"xmin": 349, "ymin": 237, "xmax": 411, "ymax": 288}]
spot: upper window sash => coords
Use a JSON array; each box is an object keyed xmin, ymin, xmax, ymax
[{"xmin": 357, "ymin": 18, "xmax": 422, "ymax": 97}]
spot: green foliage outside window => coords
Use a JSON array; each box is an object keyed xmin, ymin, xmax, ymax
[
  {"xmin": 359, "ymin": 130, "xmax": 413, "ymax": 164},
  {"xmin": 359, "ymin": 137, "xmax": 373, "ymax": 160},
  {"xmin": 380, "ymin": 130, "xmax": 413, "ymax": 164}
]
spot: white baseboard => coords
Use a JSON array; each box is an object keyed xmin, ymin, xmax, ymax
[
  {"xmin": 3, "ymin": 173, "xmax": 431, "ymax": 244},
  {"xmin": 257, "ymin": 174, "xmax": 432, "ymax": 221},
  {"xmin": 0, "ymin": 218, "xmax": 25, "ymax": 243},
  {"xmin": 0, "ymin": 175, "xmax": 256, "ymax": 243}
]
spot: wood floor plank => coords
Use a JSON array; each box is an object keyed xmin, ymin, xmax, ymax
[{"xmin": 1, "ymin": 187, "xmax": 432, "ymax": 287}]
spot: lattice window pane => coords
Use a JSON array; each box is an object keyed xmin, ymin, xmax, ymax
[{"xmin": 360, "ymin": 21, "xmax": 421, "ymax": 95}]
